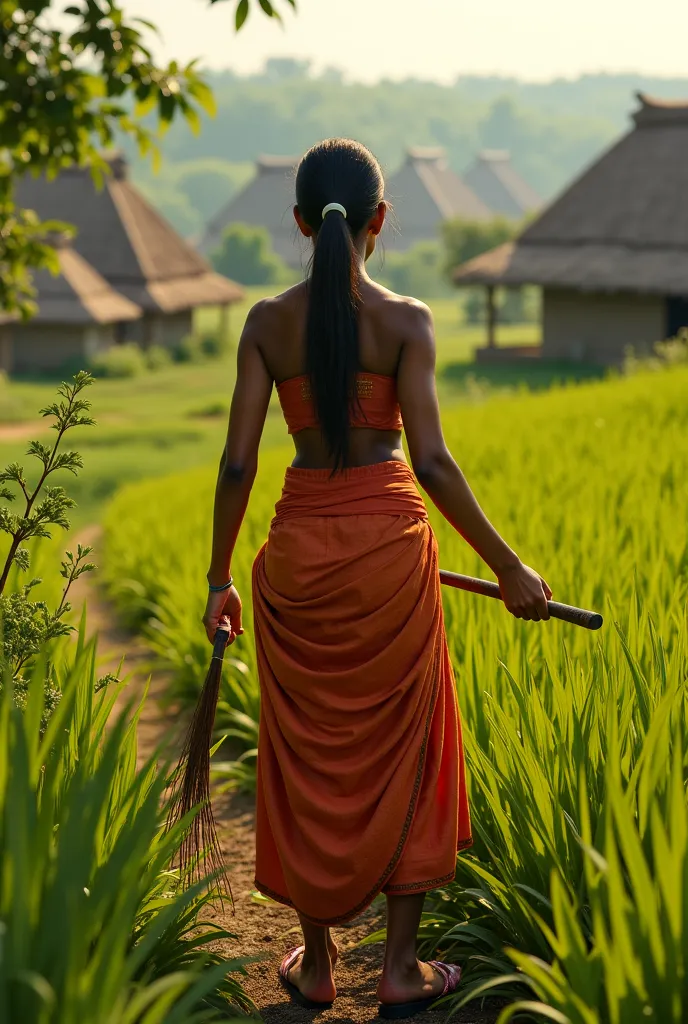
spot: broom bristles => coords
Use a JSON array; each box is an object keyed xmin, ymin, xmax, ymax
[{"xmin": 167, "ymin": 625, "xmax": 233, "ymax": 904}]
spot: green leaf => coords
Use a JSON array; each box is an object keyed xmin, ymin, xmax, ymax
[{"xmin": 235, "ymin": 0, "xmax": 250, "ymax": 29}]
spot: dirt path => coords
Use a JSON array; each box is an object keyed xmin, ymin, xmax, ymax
[{"xmin": 77, "ymin": 526, "xmax": 501, "ymax": 1024}]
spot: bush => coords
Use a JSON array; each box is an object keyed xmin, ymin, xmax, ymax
[
  {"xmin": 146, "ymin": 344, "xmax": 172, "ymax": 371},
  {"xmin": 442, "ymin": 216, "xmax": 519, "ymax": 277},
  {"xmin": 0, "ymin": 641, "xmax": 254, "ymax": 1022},
  {"xmin": 187, "ymin": 401, "xmax": 230, "ymax": 418},
  {"xmin": 174, "ymin": 335, "xmax": 205, "ymax": 364},
  {"xmin": 211, "ymin": 222, "xmax": 289, "ymax": 286},
  {"xmin": 198, "ymin": 331, "xmax": 230, "ymax": 360},
  {"xmin": 377, "ymin": 241, "xmax": 453, "ymax": 298},
  {"xmin": 0, "ymin": 373, "xmax": 97, "ymax": 719},
  {"xmin": 90, "ymin": 343, "xmax": 147, "ymax": 378}
]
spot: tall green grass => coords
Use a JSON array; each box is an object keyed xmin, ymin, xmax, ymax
[
  {"xmin": 0, "ymin": 633, "xmax": 256, "ymax": 1023},
  {"xmin": 102, "ymin": 365, "xmax": 688, "ymax": 1017}
]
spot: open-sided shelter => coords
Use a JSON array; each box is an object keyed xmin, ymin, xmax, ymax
[{"xmin": 453, "ymin": 94, "xmax": 688, "ymax": 365}]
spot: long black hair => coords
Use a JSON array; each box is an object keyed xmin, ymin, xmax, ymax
[{"xmin": 295, "ymin": 139, "xmax": 384, "ymax": 470}]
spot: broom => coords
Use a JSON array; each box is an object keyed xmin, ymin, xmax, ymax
[
  {"xmin": 166, "ymin": 620, "xmax": 233, "ymax": 900},
  {"xmin": 168, "ymin": 572, "xmax": 602, "ymax": 891}
]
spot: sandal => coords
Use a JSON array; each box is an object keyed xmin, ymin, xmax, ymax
[
  {"xmin": 378, "ymin": 961, "xmax": 462, "ymax": 1019},
  {"xmin": 278, "ymin": 945, "xmax": 335, "ymax": 1010}
]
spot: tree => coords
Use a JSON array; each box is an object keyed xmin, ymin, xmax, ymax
[
  {"xmin": 441, "ymin": 216, "xmax": 519, "ymax": 276},
  {"xmin": 377, "ymin": 241, "xmax": 453, "ymax": 299},
  {"xmin": 0, "ymin": 0, "xmax": 295, "ymax": 318},
  {"xmin": 211, "ymin": 222, "xmax": 289, "ymax": 285}
]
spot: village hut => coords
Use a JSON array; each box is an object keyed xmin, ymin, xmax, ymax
[
  {"xmin": 199, "ymin": 156, "xmax": 301, "ymax": 268},
  {"xmin": 0, "ymin": 238, "xmax": 141, "ymax": 374},
  {"xmin": 453, "ymin": 94, "xmax": 688, "ymax": 365},
  {"xmin": 15, "ymin": 154, "xmax": 244, "ymax": 354},
  {"xmin": 463, "ymin": 151, "xmax": 541, "ymax": 220},
  {"xmin": 384, "ymin": 147, "xmax": 492, "ymax": 252}
]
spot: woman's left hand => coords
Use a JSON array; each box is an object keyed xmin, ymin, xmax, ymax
[{"xmin": 203, "ymin": 585, "xmax": 244, "ymax": 644}]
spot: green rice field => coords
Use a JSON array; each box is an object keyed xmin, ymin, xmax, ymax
[
  {"xmin": 101, "ymin": 364, "xmax": 688, "ymax": 1021},
  {"xmin": 2, "ymin": 286, "xmax": 686, "ymax": 1021}
]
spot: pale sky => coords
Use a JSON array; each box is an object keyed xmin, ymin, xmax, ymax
[{"xmin": 120, "ymin": 0, "xmax": 688, "ymax": 83}]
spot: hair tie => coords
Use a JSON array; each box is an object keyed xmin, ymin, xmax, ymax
[{"xmin": 321, "ymin": 202, "xmax": 347, "ymax": 220}]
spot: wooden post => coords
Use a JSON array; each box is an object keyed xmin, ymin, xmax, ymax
[
  {"xmin": 220, "ymin": 304, "xmax": 231, "ymax": 349},
  {"xmin": 486, "ymin": 285, "xmax": 497, "ymax": 349},
  {"xmin": 0, "ymin": 328, "xmax": 13, "ymax": 375}
]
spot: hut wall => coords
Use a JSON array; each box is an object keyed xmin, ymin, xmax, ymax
[
  {"xmin": 126, "ymin": 312, "xmax": 193, "ymax": 350},
  {"xmin": 10, "ymin": 323, "xmax": 113, "ymax": 373},
  {"xmin": 158, "ymin": 312, "xmax": 193, "ymax": 349},
  {"xmin": 542, "ymin": 289, "xmax": 664, "ymax": 365}
]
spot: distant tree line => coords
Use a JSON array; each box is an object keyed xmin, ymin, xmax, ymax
[{"xmin": 130, "ymin": 65, "xmax": 688, "ymax": 242}]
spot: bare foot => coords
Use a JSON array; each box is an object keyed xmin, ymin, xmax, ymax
[
  {"xmin": 377, "ymin": 959, "xmax": 444, "ymax": 1005},
  {"xmin": 286, "ymin": 943, "xmax": 338, "ymax": 1004}
]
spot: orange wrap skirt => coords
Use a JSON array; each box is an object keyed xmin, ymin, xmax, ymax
[{"xmin": 252, "ymin": 460, "xmax": 472, "ymax": 926}]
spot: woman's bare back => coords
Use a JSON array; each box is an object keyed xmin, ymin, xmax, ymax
[{"xmin": 255, "ymin": 277, "xmax": 427, "ymax": 470}]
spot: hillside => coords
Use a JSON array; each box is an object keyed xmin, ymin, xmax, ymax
[{"xmin": 128, "ymin": 66, "xmax": 688, "ymax": 237}]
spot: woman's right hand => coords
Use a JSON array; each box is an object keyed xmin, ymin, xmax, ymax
[
  {"xmin": 202, "ymin": 585, "xmax": 244, "ymax": 644},
  {"xmin": 498, "ymin": 561, "xmax": 552, "ymax": 621}
]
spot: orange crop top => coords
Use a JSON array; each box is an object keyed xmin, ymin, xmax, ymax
[{"xmin": 277, "ymin": 372, "xmax": 403, "ymax": 436}]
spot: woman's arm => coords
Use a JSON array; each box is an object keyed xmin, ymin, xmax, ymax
[
  {"xmin": 397, "ymin": 302, "xmax": 551, "ymax": 621},
  {"xmin": 203, "ymin": 302, "xmax": 273, "ymax": 641}
]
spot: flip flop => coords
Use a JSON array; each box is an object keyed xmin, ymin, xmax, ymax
[
  {"xmin": 378, "ymin": 961, "xmax": 462, "ymax": 1019},
  {"xmin": 278, "ymin": 945, "xmax": 335, "ymax": 1010}
]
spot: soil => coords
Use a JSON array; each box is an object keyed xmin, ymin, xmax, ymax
[{"xmin": 75, "ymin": 526, "xmax": 502, "ymax": 1024}]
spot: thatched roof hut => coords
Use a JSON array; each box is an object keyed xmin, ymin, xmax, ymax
[
  {"xmin": 384, "ymin": 147, "xmax": 491, "ymax": 251},
  {"xmin": 453, "ymin": 94, "xmax": 688, "ymax": 364},
  {"xmin": 200, "ymin": 156, "xmax": 301, "ymax": 268},
  {"xmin": 16, "ymin": 154, "xmax": 244, "ymax": 353},
  {"xmin": 0, "ymin": 239, "xmax": 141, "ymax": 374},
  {"xmin": 463, "ymin": 151, "xmax": 540, "ymax": 220}
]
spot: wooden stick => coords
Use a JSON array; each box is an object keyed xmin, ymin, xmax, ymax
[{"xmin": 439, "ymin": 570, "xmax": 603, "ymax": 631}]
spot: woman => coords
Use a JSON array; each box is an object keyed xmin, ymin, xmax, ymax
[{"xmin": 203, "ymin": 139, "xmax": 551, "ymax": 1019}]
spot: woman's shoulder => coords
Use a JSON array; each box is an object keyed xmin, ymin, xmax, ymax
[
  {"xmin": 243, "ymin": 283, "xmax": 307, "ymax": 334},
  {"xmin": 363, "ymin": 281, "xmax": 433, "ymax": 340}
]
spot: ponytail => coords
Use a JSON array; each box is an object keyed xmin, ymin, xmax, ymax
[
  {"xmin": 306, "ymin": 209, "xmax": 360, "ymax": 471},
  {"xmin": 295, "ymin": 139, "xmax": 385, "ymax": 471}
]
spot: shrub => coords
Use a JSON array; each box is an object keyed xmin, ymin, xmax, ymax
[
  {"xmin": 0, "ymin": 372, "xmax": 97, "ymax": 719},
  {"xmin": 90, "ymin": 342, "xmax": 147, "ymax": 378},
  {"xmin": 377, "ymin": 241, "xmax": 453, "ymax": 298},
  {"xmin": 441, "ymin": 215, "xmax": 518, "ymax": 277},
  {"xmin": 0, "ymin": 639, "xmax": 255, "ymax": 1023},
  {"xmin": 174, "ymin": 335, "xmax": 205, "ymax": 364},
  {"xmin": 199, "ymin": 331, "xmax": 230, "ymax": 360},
  {"xmin": 146, "ymin": 344, "xmax": 173, "ymax": 371},
  {"xmin": 210, "ymin": 222, "xmax": 289, "ymax": 286},
  {"xmin": 187, "ymin": 401, "xmax": 230, "ymax": 419}
]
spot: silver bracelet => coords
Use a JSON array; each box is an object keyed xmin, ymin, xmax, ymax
[{"xmin": 208, "ymin": 575, "xmax": 233, "ymax": 593}]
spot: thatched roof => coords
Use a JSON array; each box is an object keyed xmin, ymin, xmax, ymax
[
  {"xmin": 200, "ymin": 155, "xmax": 301, "ymax": 267},
  {"xmin": 454, "ymin": 94, "xmax": 688, "ymax": 296},
  {"xmin": 16, "ymin": 155, "xmax": 244, "ymax": 313},
  {"xmin": 463, "ymin": 151, "xmax": 540, "ymax": 220},
  {"xmin": 385, "ymin": 148, "xmax": 491, "ymax": 250},
  {"xmin": 0, "ymin": 240, "xmax": 141, "ymax": 325}
]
